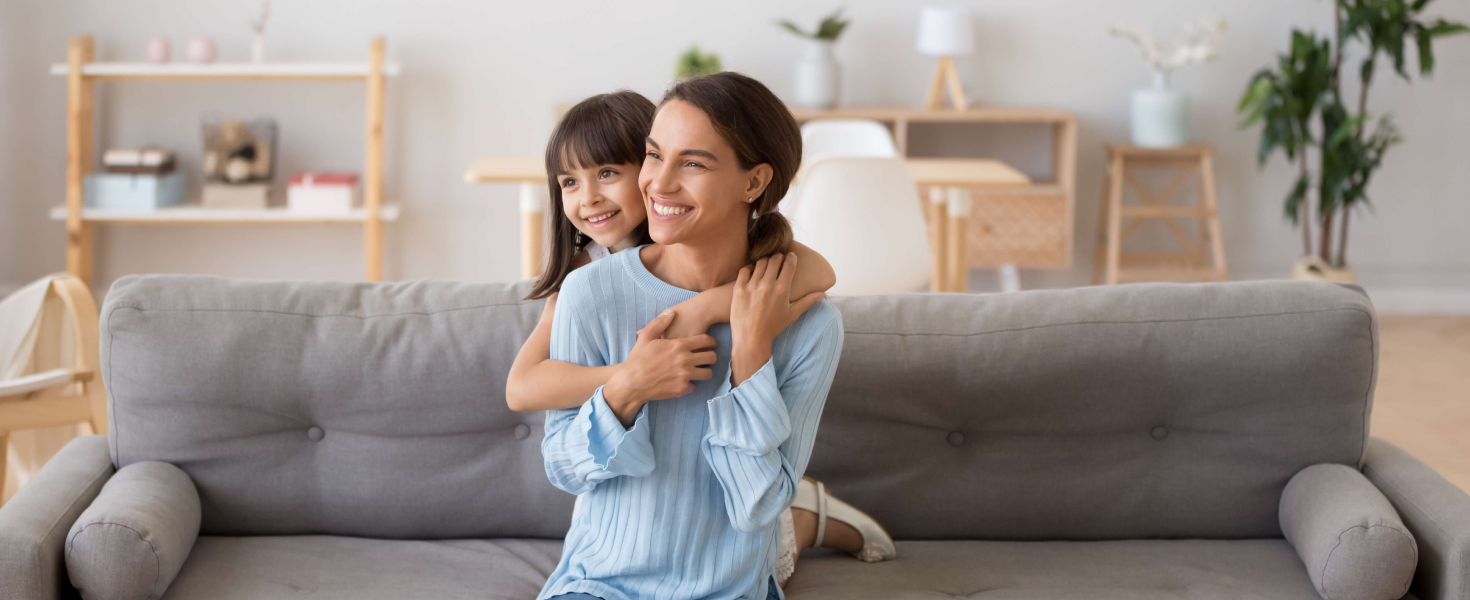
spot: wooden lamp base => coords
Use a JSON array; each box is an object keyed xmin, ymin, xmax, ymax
[{"xmin": 925, "ymin": 56, "xmax": 968, "ymax": 110}]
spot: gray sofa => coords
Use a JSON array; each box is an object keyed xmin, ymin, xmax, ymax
[{"xmin": 3, "ymin": 275, "xmax": 1468, "ymax": 600}]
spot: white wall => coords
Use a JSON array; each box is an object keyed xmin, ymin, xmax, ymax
[{"xmin": 2, "ymin": 0, "xmax": 1467, "ymax": 309}]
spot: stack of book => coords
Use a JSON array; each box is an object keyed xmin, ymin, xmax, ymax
[{"xmin": 202, "ymin": 183, "xmax": 270, "ymax": 209}]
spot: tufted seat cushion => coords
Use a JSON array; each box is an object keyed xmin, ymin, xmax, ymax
[
  {"xmin": 782, "ymin": 540, "xmax": 1415, "ymax": 599},
  {"xmin": 159, "ymin": 536, "xmax": 561, "ymax": 600}
]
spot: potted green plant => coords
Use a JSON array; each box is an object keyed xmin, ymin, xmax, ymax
[
  {"xmin": 1238, "ymin": 0, "xmax": 1466, "ymax": 282},
  {"xmin": 778, "ymin": 7, "xmax": 850, "ymax": 110},
  {"xmin": 674, "ymin": 46, "xmax": 722, "ymax": 81}
]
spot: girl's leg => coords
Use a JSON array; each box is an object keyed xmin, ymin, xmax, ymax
[
  {"xmin": 791, "ymin": 507, "xmax": 864, "ymax": 554},
  {"xmin": 789, "ymin": 478, "xmax": 897, "ymax": 563}
]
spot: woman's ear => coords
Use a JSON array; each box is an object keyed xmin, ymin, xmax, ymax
[{"xmin": 743, "ymin": 163, "xmax": 774, "ymax": 202}]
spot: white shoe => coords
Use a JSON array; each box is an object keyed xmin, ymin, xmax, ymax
[{"xmin": 791, "ymin": 477, "xmax": 897, "ymax": 563}]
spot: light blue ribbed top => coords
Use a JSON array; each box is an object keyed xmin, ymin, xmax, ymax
[{"xmin": 537, "ymin": 246, "xmax": 844, "ymax": 600}]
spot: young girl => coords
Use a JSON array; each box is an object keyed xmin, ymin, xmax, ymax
[{"xmin": 508, "ymin": 90, "xmax": 895, "ymax": 588}]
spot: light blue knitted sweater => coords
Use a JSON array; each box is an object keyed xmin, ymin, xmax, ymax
[{"xmin": 537, "ymin": 246, "xmax": 844, "ymax": 600}]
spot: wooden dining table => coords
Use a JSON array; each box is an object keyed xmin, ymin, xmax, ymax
[{"xmin": 465, "ymin": 156, "xmax": 1030, "ymax": 292}]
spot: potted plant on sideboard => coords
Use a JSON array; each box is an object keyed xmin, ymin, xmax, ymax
[{"xmin": 1237, "ymin": 0, "xmax": 1465, "ymax": 282}]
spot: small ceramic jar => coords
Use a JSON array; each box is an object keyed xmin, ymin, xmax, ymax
[
  {"xmin": 186, "ymin": 38, "xmax": 217, "ymax": 64},
  {"xmin": 146, "ymin": 38, "xmax": 170, "ymax": 63}
]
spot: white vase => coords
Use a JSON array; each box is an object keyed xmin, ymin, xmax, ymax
[
  {"xmin": 794, "ymin": 40, "xmax": 839, "ymax": 110},
  {"xmin": 251, "ymin": 32, "xmax": 267, "ymax": 63},
  {"xmin": 1130, "ymin": 70, "xmax": 1190, "ymax": 148}
]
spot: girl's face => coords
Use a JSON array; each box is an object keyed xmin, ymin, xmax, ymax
[
  {"xmin": 557, "ymin": 162, "xmax": 647, "ymax": 251},
  {"xmin": 639, "ymin": 100, "xmax": 771, "ymax": 248}
]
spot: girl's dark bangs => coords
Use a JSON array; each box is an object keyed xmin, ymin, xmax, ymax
[{"xmin": 548, "ymin": 110, "xmax": 643, "ymax": 176}]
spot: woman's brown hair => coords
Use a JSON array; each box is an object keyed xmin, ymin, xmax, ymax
[
  {"xmin": 660, "ymin": 72, "xmax": 801, "ymax": 264},
  {"xmin": 526, "ymin": 90, "xmax": 656, "ymax": 300}
]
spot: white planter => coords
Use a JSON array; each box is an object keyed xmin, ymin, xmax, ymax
[
  {"xmin": 794, "ymin": 40, "xmax": 839, "ymax": 110},
  {"xmin": 1290, "ymin": 256, "xmax": 1357, "ymax": 283},
  {"xmin": 1130, "ymin": 71, "xmax": 1190, "ymax": 148},
  {"xmin": 251, "ymin": 32, "xmax": 267, "ymax": 63}
]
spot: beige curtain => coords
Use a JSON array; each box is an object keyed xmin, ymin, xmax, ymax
[{"xmin": 1, "ymin": 275, "xmax": 91, "ymax": 503}]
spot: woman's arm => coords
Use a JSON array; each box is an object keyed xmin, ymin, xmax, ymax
[
  {"xmin": 663, "ymin": 242, "xmax": 836, "ymax": 339},
  {"xmin": 506, "ymin": 292, "xmax": 622, "ymax": 412},
  {"xmin": 701, "ymin": 254, "xmax": 841, "ymax": 531}
]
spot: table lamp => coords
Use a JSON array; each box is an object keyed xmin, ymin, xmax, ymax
[{"xmin": 916, "ymin": 6, "xmax": 976, "ymax": 110}]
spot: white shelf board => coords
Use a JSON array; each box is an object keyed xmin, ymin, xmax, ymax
[
  {"xmin": 49, "ymin": 204, "xmax": 401, "ymax": 224},
  {"xmin": 48, "ymin": 62, "xmax": 402, "ymax": 78}
]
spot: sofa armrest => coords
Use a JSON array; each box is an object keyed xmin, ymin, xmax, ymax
[
  {"xmin": 0, "ymin": 435, "xmax": 114, "ymax": 600},
  {"xmin": 1363, "ymin": 438, "xmax": 1470, "ymax": 600}
]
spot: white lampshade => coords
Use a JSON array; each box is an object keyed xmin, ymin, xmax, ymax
[{"xmin": 915, "ymin": 6, "xmax": 976, "ymax": 56}]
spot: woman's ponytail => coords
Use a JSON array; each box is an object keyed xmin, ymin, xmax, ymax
[{"xmin": 747, "ymin": 210, "xmax": 793, "ymax": 264}]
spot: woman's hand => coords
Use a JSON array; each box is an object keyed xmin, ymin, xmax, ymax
[
  {"xmin": 603, "ymin": 312, "xmax": 718, "ymax": 427},
  {"xmin": 730, "ymin": 252, "xmax": 825, "ymax": 386}
]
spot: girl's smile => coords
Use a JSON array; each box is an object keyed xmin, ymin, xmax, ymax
[{"xmin": 582, "ymin": 209, "xmax": 621, "ymax": 228}]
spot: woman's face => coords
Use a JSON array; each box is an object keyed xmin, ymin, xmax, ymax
[
  {"xmin": 639, "ymin": 100, "xmax": 770, "ymax": 247},
  {"xmin": 557, "ymin": 161, "xmax": 647, "ymax": 250}
]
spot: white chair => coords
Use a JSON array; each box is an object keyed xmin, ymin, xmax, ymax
[
  {"xmin": 0, "ymin": 274, "xmax": 107, "ymax": 504},
  {"xmin": 785, "ymin": 119, "xmax": 901, "ymax": 216},
  {"xmin": 800, "ymin": 119, "xmax": 898, "ymax": 164},
  {"xmin": 786, "ymin": 157, "xmax": 931, "ymax": 295}
]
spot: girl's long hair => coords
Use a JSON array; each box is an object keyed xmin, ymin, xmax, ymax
[
  {"xmin": 659, "ymin": 72, "xmax": 801, "ymax": 263},
  {"xmin": 526, "ymin": 91, "xmax": 656, "ymax": 300}
]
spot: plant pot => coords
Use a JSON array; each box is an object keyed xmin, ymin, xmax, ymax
[
  {"xmin": 794, "ymin": 40, "xmax": 839, "ymax": 110},
  {"xmin": 1289, "ymin": 256, "xmax": 1357, "ymax": 283},
  {"xmin": 1130, "ymin": 71, "xmax": 1190, "ymax": 148}
]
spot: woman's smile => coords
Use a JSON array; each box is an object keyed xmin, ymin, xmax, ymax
[{"xmin": 650, "ymin": 198, "xmax": 693, "ymax": 219}]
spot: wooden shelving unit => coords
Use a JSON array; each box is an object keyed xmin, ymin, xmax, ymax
[
  {"xmin": 50, "ymin": 36, "xmax": 400, "ymax": 284},
  {"xmin": 47, "ymin": 205, "xmax": 401, "ymax": 224}
]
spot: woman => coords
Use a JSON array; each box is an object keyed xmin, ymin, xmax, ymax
[{"xmin": 537, "ymin": 73, "xmax": 858, "ymax": 600}]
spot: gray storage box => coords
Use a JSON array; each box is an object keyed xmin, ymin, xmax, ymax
[{"xmin": 85, "ymin": 172, "xmax": 185, "ymax": 212}]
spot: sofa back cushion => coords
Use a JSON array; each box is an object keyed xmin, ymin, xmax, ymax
[
  {"xmin": 808, "ymin": 281, "xmax": 1376, "ymax": 540},
  {"xmin": 101, "ymin": 275, "xmax": 569, "ymax": 539},
  {"xmin": 102, "ymin": 276, "xmax": 1376, "ymax": 541}
]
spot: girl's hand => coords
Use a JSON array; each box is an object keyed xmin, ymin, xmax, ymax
[
  {"xmin": 603, "ymin": 312, "xmax": 718, "ymax": 427},
  {"xmin": 663, "ymin": 294, "xmax": 721, "ymax": 340},
  {"xmin": 730, "ymin": 252, "xmax": 825, "ymax": 386}
]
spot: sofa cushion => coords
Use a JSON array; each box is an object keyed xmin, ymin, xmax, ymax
[
  {"xmin": 100, "ymin": 275, "xmax": 573, "ymax": 539},
  {"xmin": 812, "ymin": 281, "xmax": 1376, "ymax": 540},
  {"xmin": 66, "ymin": 461, "xmax": 200, "ymax": 600},
  {"xmin": 158, "ymin": 536, "xmax": 561, "ymax": 600},
  {"xmin": 784, "ymin": 539, "xmax": 1334, "ymax": 599}
]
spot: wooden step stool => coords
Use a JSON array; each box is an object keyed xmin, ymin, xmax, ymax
[{"xmin": 1093, "ymin": 145, "xmax": 1226, "ymax": 285}]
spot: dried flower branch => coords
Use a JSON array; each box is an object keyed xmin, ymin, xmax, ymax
[{"xmin": 1111, "ymin": 16, "xmax": 1226, "ymax": 72}]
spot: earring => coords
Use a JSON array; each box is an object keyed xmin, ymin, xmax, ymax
[{"xmin": 745, "ymin": 197, "xmax": 755, "ymax": 204}]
